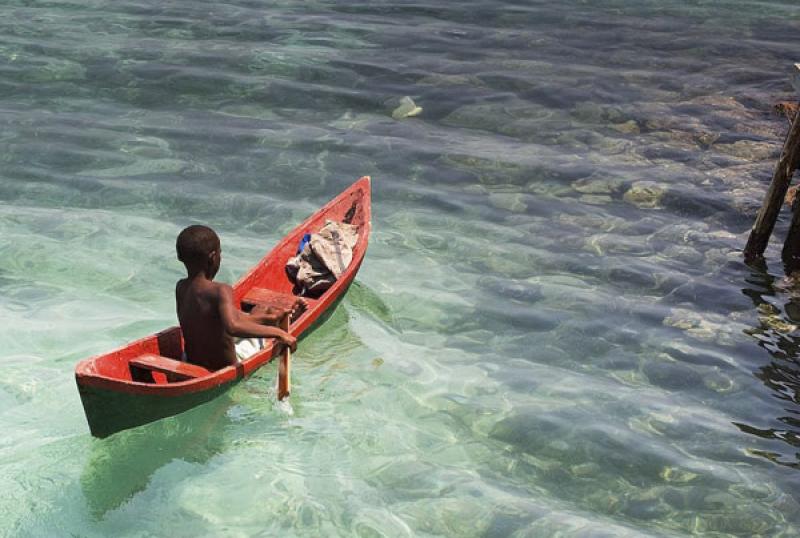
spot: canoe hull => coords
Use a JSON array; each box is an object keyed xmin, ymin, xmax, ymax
[
  {"xmin": 75, "ymin": 177, "xmax": 371, "ymax": 437},
  {"xmin": 79, "ymin": 280, "xmax": 354, "ymax": 438},
  {"xmin": 78, "ymin": 380, "xmax": 237, "ymax": 438}
]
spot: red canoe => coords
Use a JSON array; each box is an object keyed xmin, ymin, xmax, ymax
[{"xmin": 75, "ymin": 177, "xmax": 371, "ymax": 437}]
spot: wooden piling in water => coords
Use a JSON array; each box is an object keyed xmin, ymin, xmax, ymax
[
  {"xmin": 781, "ymin": 128, "xmax": 800, "ymax": 268},
  {"xmin": 743, "ymin": 106, "xmax": 800, "ymax": 263}
]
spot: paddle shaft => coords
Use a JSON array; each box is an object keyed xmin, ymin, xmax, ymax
[{"xmin": 277, "ymin": 314, "xmax": 291, "ymax": 400}]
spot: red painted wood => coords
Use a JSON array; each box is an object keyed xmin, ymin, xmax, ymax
[
  {"xmin": 129, "ymin": 354, "xmax": 212, "ymax": 380},
  {"xmin": 75, "ymin": 176, "xmax": 371, "ymax": 398}
]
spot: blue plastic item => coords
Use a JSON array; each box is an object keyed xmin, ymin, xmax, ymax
[{"xmin": 297, "ymin": 233, "xmax": 311, "ymax": 254}]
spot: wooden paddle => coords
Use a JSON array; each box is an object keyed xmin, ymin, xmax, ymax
[{"xmin": 277, "ymin": 313, "xmax": 291, "ymax": 400}]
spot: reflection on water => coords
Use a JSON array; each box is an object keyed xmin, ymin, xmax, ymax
[
  {"xmin": 81, "ymin": 395, "xmax": 233, "ymax": 518},
  {"xmin": 735, "ymin": 264, "xmax": 800, "ymax": 471}
]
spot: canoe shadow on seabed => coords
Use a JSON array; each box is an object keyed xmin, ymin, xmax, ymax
[{"xmin": 79, "ymin": 394, "xmax": 234, "ymax": 520}]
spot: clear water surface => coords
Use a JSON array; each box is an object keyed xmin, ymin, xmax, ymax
[{"xmin": 1, "ymin": 0, "xmax": 800, "ymax": 536}]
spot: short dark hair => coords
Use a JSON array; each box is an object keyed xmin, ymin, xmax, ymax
[{"xmin": 176, "ymin": 225, "xmax": 220, "ymax": 266}]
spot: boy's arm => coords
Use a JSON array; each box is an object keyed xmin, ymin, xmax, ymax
[{"xmin": 217, "ymin": 285, "xmax": 297, "ymax": 351}]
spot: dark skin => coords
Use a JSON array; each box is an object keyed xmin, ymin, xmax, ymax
[{"xmin": 176, "ymin": 243, "xmax": 301, "ymax": 371}]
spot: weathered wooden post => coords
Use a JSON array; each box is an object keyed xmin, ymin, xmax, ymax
[
  {"xmin": 743, "ymin": 80, "xmax": 800, "ymax": 263},
  {"xmin": 782, "ymin": 155, "xmax": 800, "ymax": 268},
  {"xmin": 783, "ymin": 64, "xmax": 800, "ymax": 268}
]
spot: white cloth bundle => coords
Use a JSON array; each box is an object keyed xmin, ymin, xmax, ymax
[{"xmin": 285, "ymin": 220, "xmax": 359, "ymax": 296}]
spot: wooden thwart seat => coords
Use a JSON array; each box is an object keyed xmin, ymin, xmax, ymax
[{"xmin": 130, "ymin": 354, "xmax": 211, "ymax": 382}]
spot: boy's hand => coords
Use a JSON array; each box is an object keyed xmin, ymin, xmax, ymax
[
  {"xmin": 291, "ymin": 298, "xmax": 308, "ymax": 319},
  {"xmin": 278, "ymin": 330, "xmax": 297, "ymax": 352},
  {"xmin": 251, "ymin": 299, "xmax": 306, "ymax": 324},
  {"xmin": 251, "ymin": 304, "xmax": 283, "ymax": 323}
]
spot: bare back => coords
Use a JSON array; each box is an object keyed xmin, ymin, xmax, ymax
[{"xmin": 176, "ymin": 278, "xmax": 236, "ymax": 370}]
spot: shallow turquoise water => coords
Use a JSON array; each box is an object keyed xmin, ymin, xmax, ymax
[{"xmin": 1, "ymin": 0, "xmax": 800, "ymax": 536}]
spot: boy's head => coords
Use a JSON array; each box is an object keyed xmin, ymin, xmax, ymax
[{"xmin": 177, "ymin": 225, "xmax": 221, "ymax": 277}]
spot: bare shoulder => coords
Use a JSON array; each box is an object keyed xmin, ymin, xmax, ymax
[
  {"xmin": 213, "ymin": 282, "xmax": 238, "ymax": 322},
  {"xmin": 212, "ymin": 282, "xmax": 234, "ymax": 302},
  {"xmin": 175, "ymin": 278, "xmax": 187, "ymax": 298}
]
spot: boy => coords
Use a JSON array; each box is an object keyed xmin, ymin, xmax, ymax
[{"xmin": 175, "ymin": 224, "xmax": 298, "ymax": 371}]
